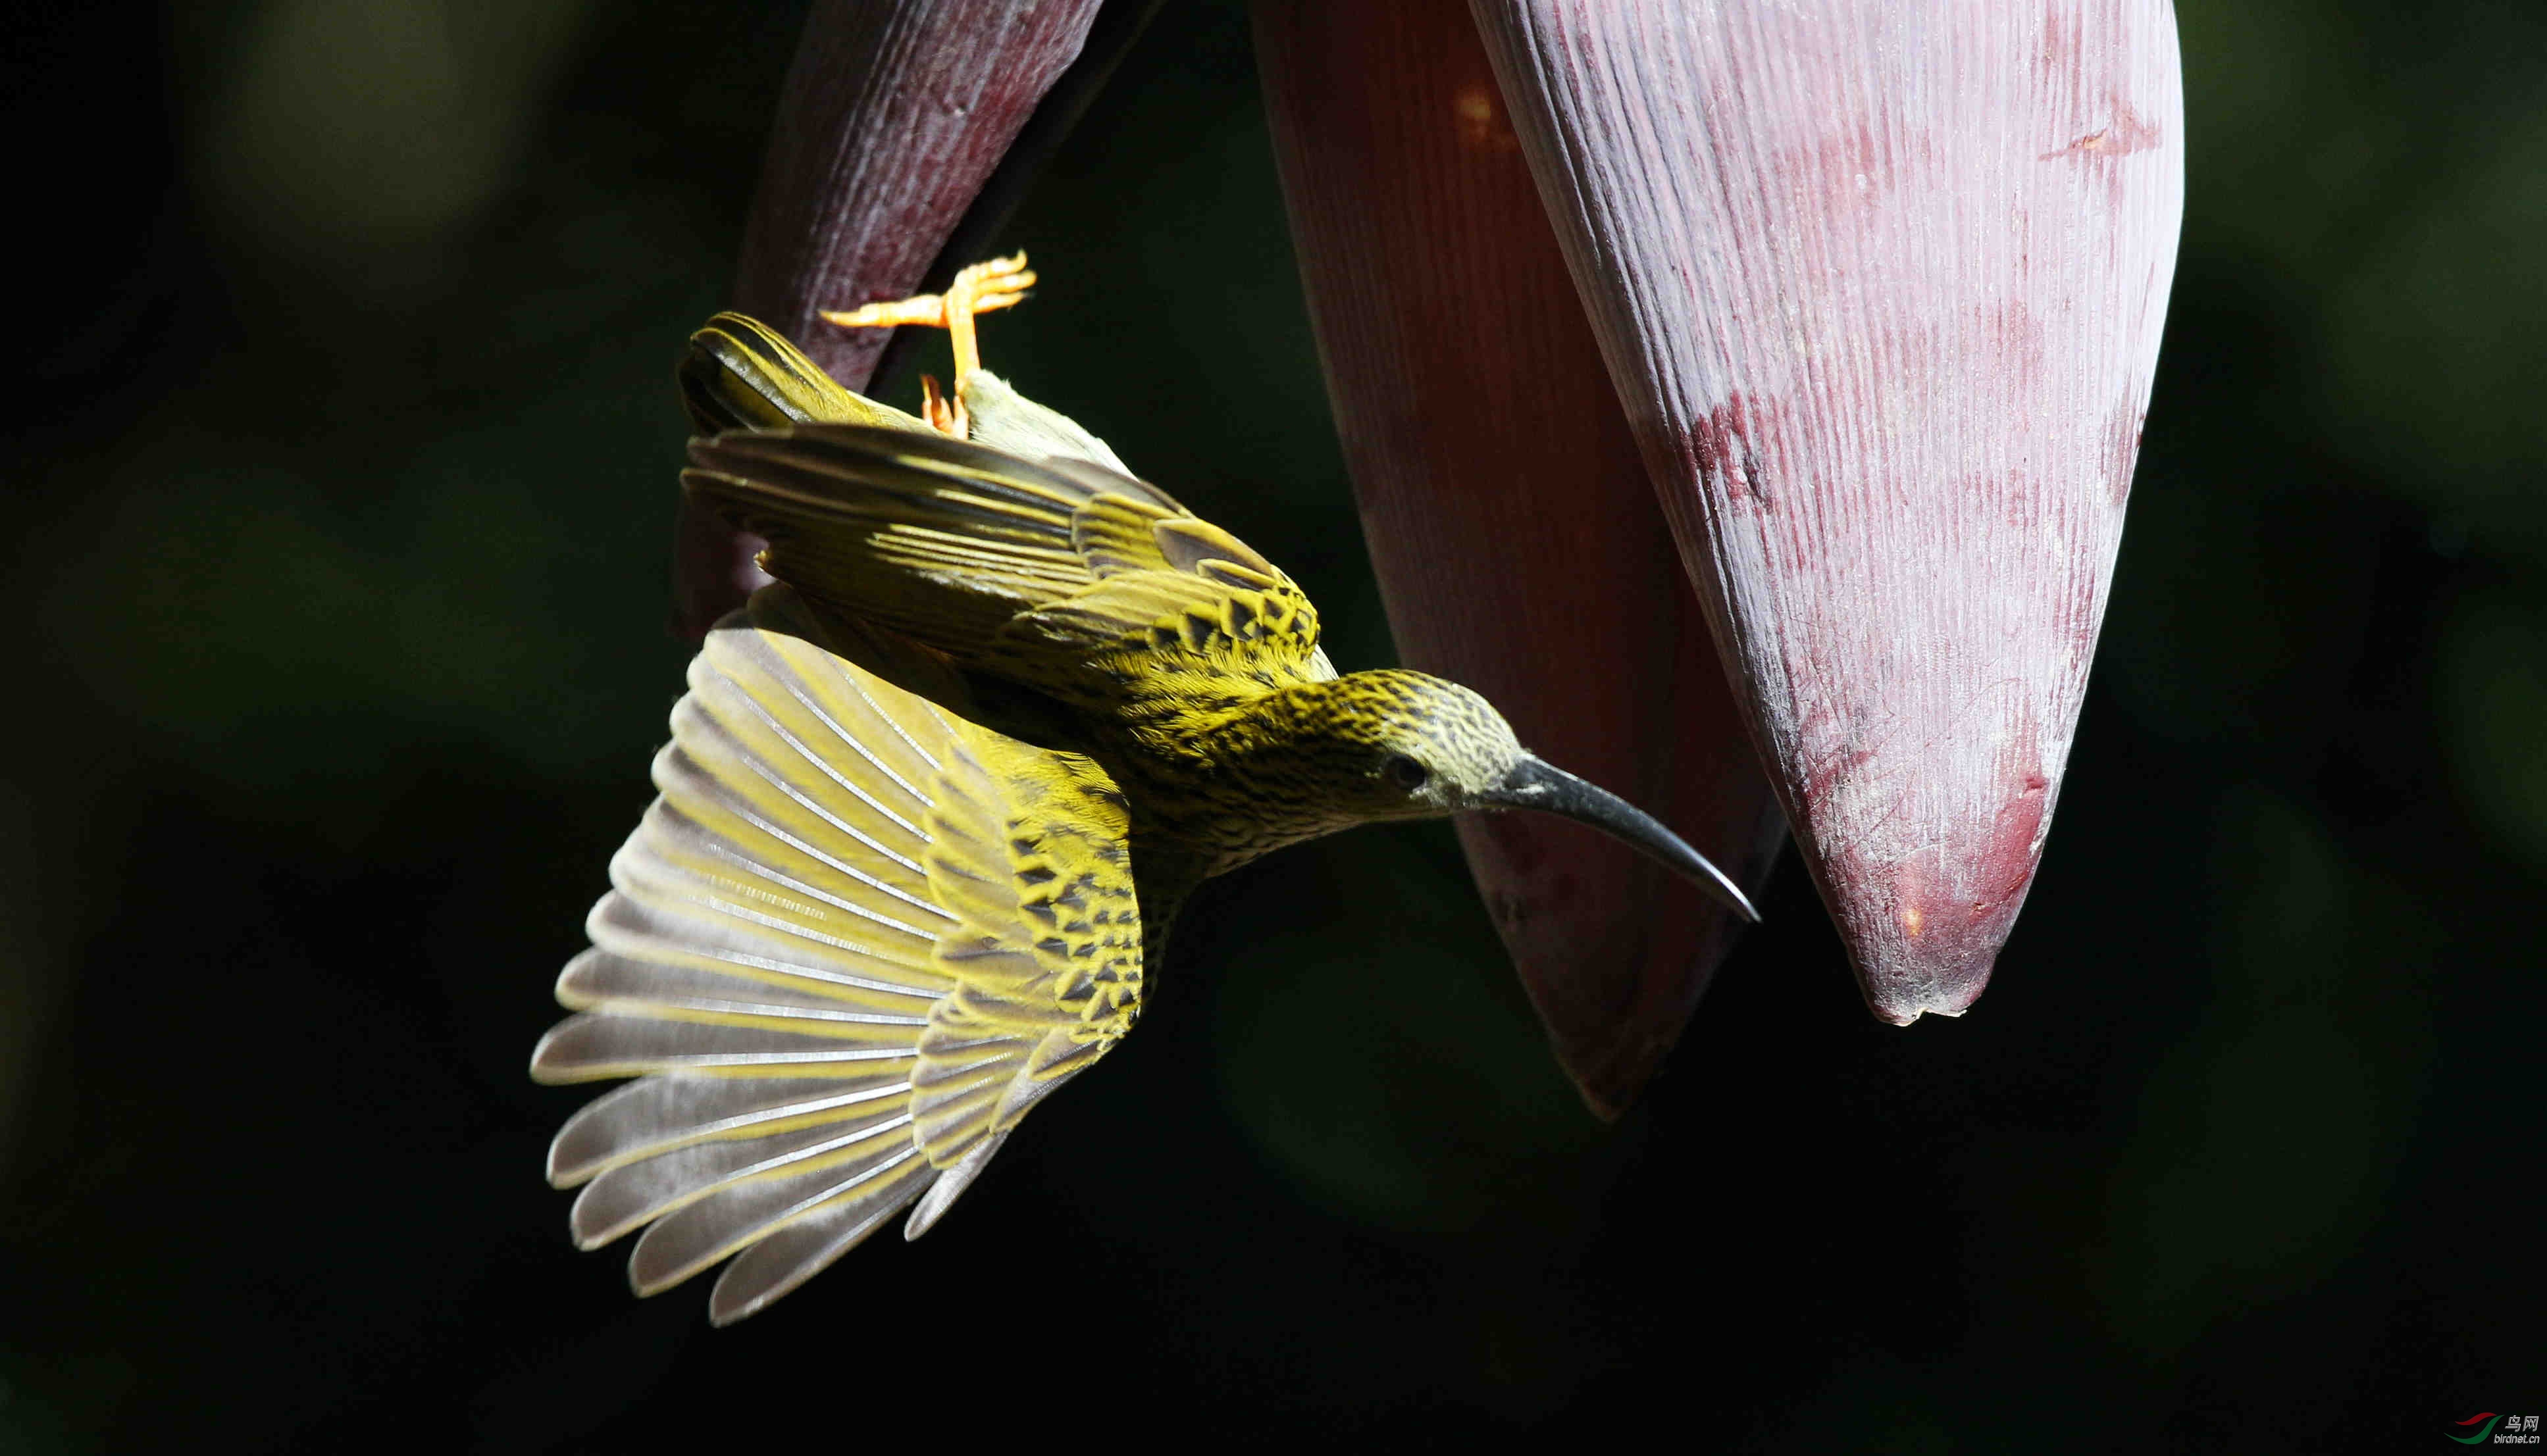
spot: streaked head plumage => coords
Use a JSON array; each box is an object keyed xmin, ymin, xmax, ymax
[{"xmin": 1282, "ymin": 669, "xmax": 1528, "ymax": 815}]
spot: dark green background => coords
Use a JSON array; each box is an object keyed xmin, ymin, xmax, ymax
[{"xmin": 2, "ymin": 1, "xmax": 2537, "ymax": 1449}]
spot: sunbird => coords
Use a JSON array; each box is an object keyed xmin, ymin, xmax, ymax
[{"xmin": 531, "ymin": 255, "xmax": 1756, "ymax": 1324}]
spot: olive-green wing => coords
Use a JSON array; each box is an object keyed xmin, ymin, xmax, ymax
[
  {"xmin": 530, "ymin": 586, "xmax": 1143, "ymax": 1325},
  {"xmin": 680, "ymin": 425, "xmax": 1334, "ymax": 700}
]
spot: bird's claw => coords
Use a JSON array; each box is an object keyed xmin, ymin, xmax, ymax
[{"xmin": 823, "ymin": 253, "xmax": 1037, "ymax": 439}]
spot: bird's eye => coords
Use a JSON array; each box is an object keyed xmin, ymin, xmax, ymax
[{"xmin": 1382, "ymin": 754, "xmax": 1430, "ymax": 791}]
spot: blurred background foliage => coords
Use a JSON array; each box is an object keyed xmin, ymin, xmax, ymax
[{"xmin": 0, "ymin": 0, "xmax": 2536, "ymax": 1449}]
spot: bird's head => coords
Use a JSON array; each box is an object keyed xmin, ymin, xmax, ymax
[
  {"xmin": 1262, "ymin": 670, "xmax": 1757, "ymax": 920},
  {"xmin": 1299, "ymin": 670, "xmax": 1525, "ymax": 813}
]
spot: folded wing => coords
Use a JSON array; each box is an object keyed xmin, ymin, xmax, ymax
[{"xmin": 682, "ymin": 425, "xmax": 1334, "ymax": 701}]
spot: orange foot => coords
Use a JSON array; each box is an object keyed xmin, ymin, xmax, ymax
[{"xmin": 821, "ymin": 253, "xmax": 1037, "ymax": 438}]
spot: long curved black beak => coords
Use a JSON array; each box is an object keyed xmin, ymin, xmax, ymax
[{"xmin": 1476, "ymin": 756, "xmax": 1760, "ymax": 922}]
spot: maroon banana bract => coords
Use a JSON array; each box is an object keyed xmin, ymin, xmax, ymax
[
  {"xmin": 1253, "ymin": 0, "xmax": 1784, "ymax": 1116},
  {"xmin": 1471, "ymin": 1, "xmax": 2185, "ymax": 1023},
  {"xmin": 674, "ymin": 0, "xmax": 1105, "ymax": 638}
]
